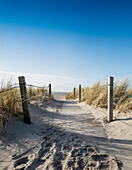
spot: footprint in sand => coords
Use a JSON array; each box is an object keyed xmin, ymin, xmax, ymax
[
  {"xmin": 14, "ymin": 156, "xmax": 28, "ymax": 169},
  {"xmin": 45, "ymin": 142, "xmax": 52, "ymax": 148},
  {"xmin": 91, "ymin": 154, "xmax": 109, "ymax": 161}
]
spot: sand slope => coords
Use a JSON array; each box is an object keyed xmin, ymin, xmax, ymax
[{"xmin": 0, "ymin": 96, "xmax": 123, "ymax": 169}]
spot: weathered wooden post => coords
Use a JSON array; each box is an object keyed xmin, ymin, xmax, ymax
[
  {"xmin": 79, "ymin": 85, "xmax": 81, "ymax": 102},
  {"xmin": 73, "ymin": 88, "xmax": 75, "ymax": 100},
  {"xmin": 108, "ymin": 76, "xmax": 114, "ymax": 122},
  {"xmin": 18, "ymin": 76, "xmax": 31, "ymax": 124},
  {"xmin": 49, "ymin": 84, "xmax": 51, "ymax": 95}
]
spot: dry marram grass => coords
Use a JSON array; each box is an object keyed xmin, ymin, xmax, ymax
[
  {"xmin": 65, "ymin": 80, "xmax": 132, "ymax": 113},
  {"xmin": 0, "ymin": 82, "xmax": 53, "ymax": 133}
]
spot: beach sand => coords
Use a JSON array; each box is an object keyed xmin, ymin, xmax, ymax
[{"xmin": 0, "ymin": 95, "xmax": 130, "ymax": 169}]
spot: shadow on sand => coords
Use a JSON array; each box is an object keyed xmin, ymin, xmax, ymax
[{"xmin": 1, "ymin": 99, "xmax": 129, "ymax": 169}]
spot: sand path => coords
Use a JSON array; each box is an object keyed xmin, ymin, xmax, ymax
[{"xmin": 0, "ymin": 95, "xmax": 123, "ymax": 169}]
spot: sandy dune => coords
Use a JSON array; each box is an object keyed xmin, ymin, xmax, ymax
[{"xmin": 0, "ymin": 95, "xmax": 126, "ymax": 169}]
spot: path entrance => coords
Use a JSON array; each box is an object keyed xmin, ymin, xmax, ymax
[{"xmin": 0, "ymin": 95, "xmax": 122, "ymax": 169}]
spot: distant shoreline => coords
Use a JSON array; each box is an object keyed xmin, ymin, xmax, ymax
[{"xmin": 52, "ymin": 92, "xmax": 68, "ymax": 95}]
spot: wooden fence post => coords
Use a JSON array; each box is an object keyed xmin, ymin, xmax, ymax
[
  {"xmin": 74, "ymin": 88, "xmax": 75, "ymax": 100},
  {"xmin": 49, "ymin": 84, "xmax": 51, "ymax": 95},
  {"xmin": 108, "ymin": 76, "xmax": 114, "ymax": 122},
  {"xmin": 18, "ymin": 76, "xmax": 31, "ymax": 124},
  {"xmin": 79, "ymin": 85, "xmax": 81, "ymax": 102}
]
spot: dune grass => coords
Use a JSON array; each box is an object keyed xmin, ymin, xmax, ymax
[
  {"xmin": 0, "ymin": 82, "xmax": 53, "ymax": 133},
  {"xmin": 0, "ymin": 84, "xmax": 22, "ymax": 133},
  {"xmin": 27, "ymin": 86, "xmax": 54, "ymax": 102},
  {"xmin": 65, "ymin": 80, "xmax": 132, "ymax": 113}
]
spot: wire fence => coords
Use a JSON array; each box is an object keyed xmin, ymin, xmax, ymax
[
  {"xmin": 0, "ymin": 76, "xmax": 53, "ymax": 127},
  {"xmin": 0, "ymin": 76, "xmax": 132, "ymax": 125},
  {"xmin": 1, "ymin": 79, "xmax": 132, "ymax": 109},
  {"xmin": 26, "ymin": 84, "xmax": 49, "ymax": 89},
  {"xmin": 3, "ymin": 81, "xmax": 132, "ymax": 99},
  {"xmin": 0, "ymin": 84, "xmax": 51, "ymax": 109},
  {"xmin": 0, "ymin": 83, "xmax": 49, "ymax": 95}
]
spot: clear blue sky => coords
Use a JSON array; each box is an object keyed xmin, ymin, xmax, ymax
[{"xmin": 0, "ymin": 0, "xmax": 132, "ymax": 90}]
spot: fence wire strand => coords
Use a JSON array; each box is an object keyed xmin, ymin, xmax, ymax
[
  {"xmin": 0, "ymin": 83, "xmax": 49, "ymax": 95},
  {"xmin": 0, "ymin": 86, "xmax": 20, "ymax": 94},
  {"xmin": 26, "ymin": 84, "xmax": 49, "ymax": 89},
  {"xmin": 114, "ymin": 83, "xmax": 132, "ymax": 99}
]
